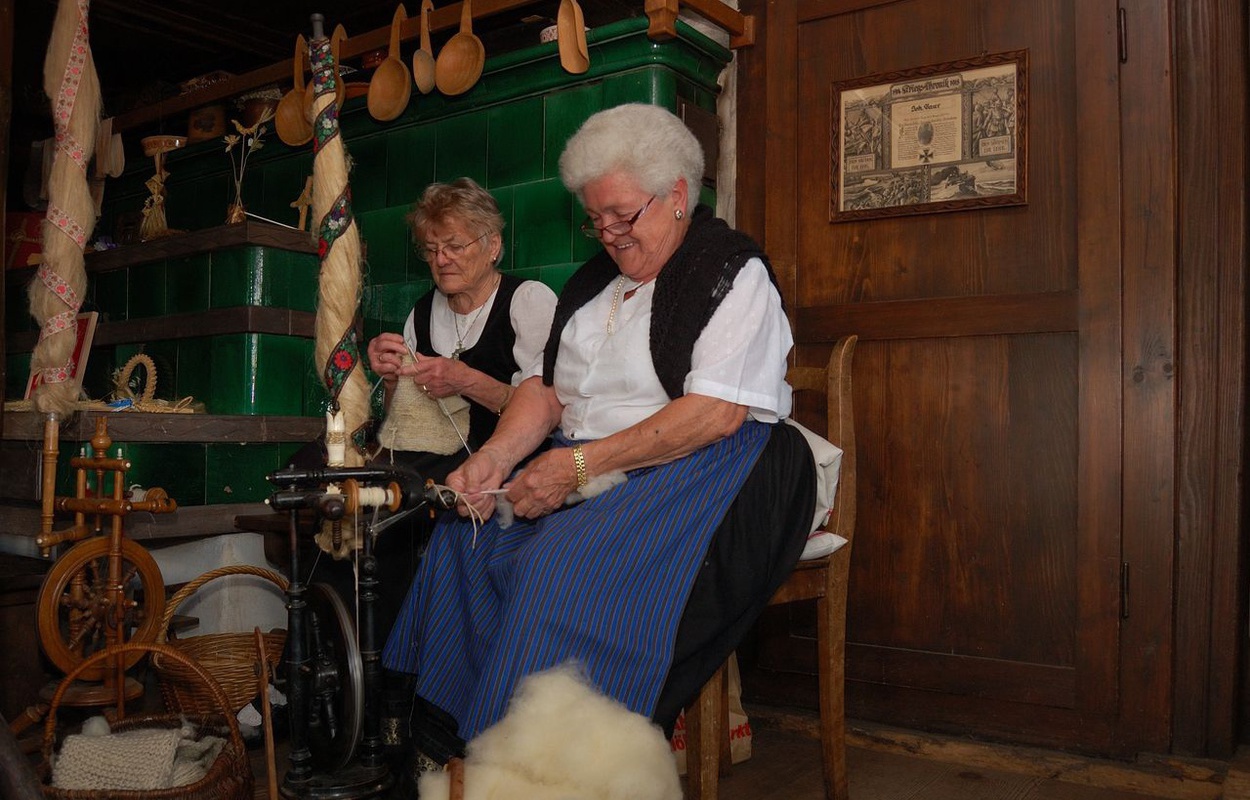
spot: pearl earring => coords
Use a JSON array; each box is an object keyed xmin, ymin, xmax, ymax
[{"xmin": 675, "ymin": 208, "xmax": 685, "ymax": 220}]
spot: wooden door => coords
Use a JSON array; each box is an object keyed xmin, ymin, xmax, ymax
[{"xmin": 736, "ymin": 0, "xmax": 1173, "ymax": 755}]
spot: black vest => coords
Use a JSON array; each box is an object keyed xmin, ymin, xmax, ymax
[
  {"xmin": 542, "ymin": 205, "xmax": 780, "ymax": 399},
  {"xmin": 411, "ymin": 273, "xmax": 523, "ymax": 449}
]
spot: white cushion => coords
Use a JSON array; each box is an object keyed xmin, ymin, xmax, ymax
[
  {"xmin": 800, "ymin": 530, "xmax": 849, "ymax": 561},
  {"xmin": 784, "ymin": 418, "xmax": 843, "ymax": 534}
]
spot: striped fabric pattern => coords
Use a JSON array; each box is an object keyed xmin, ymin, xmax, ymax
[{"xmin": 382, "ymin": 421, "xmax": 772, "ymax": 739}]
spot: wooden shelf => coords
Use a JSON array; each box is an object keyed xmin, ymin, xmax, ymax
[
  {"xmin": 110, "ymin": 0, "xmax": 754, "ymax": 133},
  {"xmin": 1, "ymin": 411, "xmax": 323, "ymax": 443},
  {"xmin": 7, "ymin": 307, "xmax": 315, "ymax": 353},
  {"xmin": 4, "ymin": 220, "xmax": 315, "ymax": 285}
]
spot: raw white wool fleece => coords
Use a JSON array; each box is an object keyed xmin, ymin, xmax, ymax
[{"xmin": 419, "ymin": 664, "xmax": 682, "ymax": 800}]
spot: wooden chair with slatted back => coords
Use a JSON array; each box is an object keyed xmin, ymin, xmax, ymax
[{"xmin": 684, "ymin": 333, "xmax": 857, "ymax": 800}]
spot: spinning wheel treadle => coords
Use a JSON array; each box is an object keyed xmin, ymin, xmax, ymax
[
  {"xmin": 36, "ymin": 536, "xmax": 165, "ymax": 680},
  {"xmin": 304, "ymin": 581, "xmax": 364, "ymax": 771}
]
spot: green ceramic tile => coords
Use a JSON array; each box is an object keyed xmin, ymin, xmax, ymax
[
  {"xmin": 4, "ymin": 282, "xmax": 34, "ymax": 332},
  {"xmin": 210, "ymin": 247, "xmax": 266, "ymax": 307},
  {"xmin": 349, "ymin": 135, "xmax": 390, "ymax": 213},
  {"xmin": 92, "ymin": 269, "xmax": 128, "ymax": 322},
  {"xmin": 544, "ymin": 83, "xmax": 604, "ymax": 179},
  {"xmin": 123, "ymin": 443, "xmax": 207, "ymax": 506},
  {"xmin": 127, "ymin": 261, "xmax": 167, "ymax": 318},
  {"xmin": 79, "ymin": 348, "xmax": 115, "ymax": 401},
  {"xmin": 379, "ymin": 280, "xmax": 425, "ymax": 328},
  {"xmin": 512, "ymin": 179, "xmax": 573, "ymax": 269},
  {"xmin": 172, "ymin": 171, "xmax": 233, "ymax": 231},
  {"xmin": 570, "ymin": 197, "xmax": 603, "ymax": 262},
  {"xmin": 288, "ymin": 254, "xmax": 320, "ymax": 312},
  {"xmin": 205, "ymin": 443, "xmax": 280, "ymax": 503},
  {"xmin": 165, "ymin": 253, "xmax": 211, "ymax": 313},
  {"xmin": 489, "ymin": 186, "xmax": 515, "ymax": 274},
  {"xmin": 602, "ymin": 68, "xmax": 679, "ymax": 112},
  {"xmin": 259, "ymin": 154, "xmax": 315, "ymax": 225},
  {"xmin": 141, "ymin": 340, "xmax": 179, "ymax": 400},
  {"xmin": 538, "ymin": 263, "xmax": 581, "ymax": 294},
  {"xmin": 434, "ymin": 111, "xmax": 488, "ymax": 185},
  {"xmin": 386, "ymin": 125, "xmax": 437, "ymax": 207},
  {"xmin": 176, "ymin": 337, "xmax": 214, "ymax": 405},
  {"xmin": 209, "ymin": 333, "xmax": 260, "ymax": 414},
  {"xmin": 5, "ymin": 353, "xmax": 31, "ymax": 400},
  {"xmin": 255, "ymin": 334, "xmax": 309, "ymax": 415},
  {"xmin": 359, "ymin": 206, "xmax": 412, "ymax": 285},
  {"xmin": 487, "ymin": 98, "xmax": 544, "ymax": 187}
]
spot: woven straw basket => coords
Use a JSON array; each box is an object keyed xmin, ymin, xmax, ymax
[
  {"xmin": 153, "ymin": 564, "xmax": 288, "ymax": 716},
  {"xmin": 42, "ymin": 641, "xmax": 252, "ymax": 800}
]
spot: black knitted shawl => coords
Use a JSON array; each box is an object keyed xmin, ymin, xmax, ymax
[{"xmin": 541, "ymin": 204, "xmax": 780, "ymax": 399}]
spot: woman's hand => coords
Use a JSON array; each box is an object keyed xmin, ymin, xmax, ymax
[
  {"xmin": 366, "ymin": 332, "xmax": 409, "ymax": 384},
  {"xmin": 502, "ymin": 447, "xmax": 580, "ymax": 520},
  {"xmin": 446, "ymin": 448, "xmax": 511, "ymax": 518},
  {"xmin": 408, "ymin": 355, "xmax": 470, "ymax": 399}
]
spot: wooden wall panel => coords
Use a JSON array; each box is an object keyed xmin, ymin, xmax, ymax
[
  {"xmin": 739, "ymin": 0, "xmax": 1245, "ymax": 759},
  {"xmin": 794, "ymin": 0, "xmax": 1077, "ymax": 308},
  {"xmin": 850, "ymin": 336, "xmax": 1077, "ymax": 666}
]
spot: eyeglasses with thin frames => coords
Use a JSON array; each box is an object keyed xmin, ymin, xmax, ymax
[
  {"xmin": 417, "ymin": 232, "xmax": 488, "ymax": 262},
  {"xmin": 580, "ymin": 196, "xmax": 656, "ymax": 240}
]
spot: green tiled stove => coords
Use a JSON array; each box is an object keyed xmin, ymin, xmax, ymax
[{"xmin": 2, "ymin": 16, "xmax": 730, "ymax": 549}]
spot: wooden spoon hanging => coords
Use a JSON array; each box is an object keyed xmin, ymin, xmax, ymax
[
  {"xmin": 557, "ymin": 0, "xmax": 589, "ymax": 74},
  {"xmin": 412, "ymin": 0, "xmax": 436, "ymax": 94},
  {"xmin": 367, "ymin": 4, "xmax": 412, "ymax": 122},
  {"xmin": 435, "ymin": 0, "xmax": 485, "ymax": 96},
  {"xmin": 276, "ymin": 35, "xmax": 312, "ymax": 146}
]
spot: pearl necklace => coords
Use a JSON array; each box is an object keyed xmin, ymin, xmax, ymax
[{"xmin": 606, "ymin": 275, "xmax": 627, "ymax": 335}]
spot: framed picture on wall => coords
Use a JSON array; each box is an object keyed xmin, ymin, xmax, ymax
[
  {"xmin": 24, "ymin": 311, "xmax": 99, "ymax": 400},
  {"xmin": 831, "ymin": 49, "xmax": 1028, "ymax": 222}
]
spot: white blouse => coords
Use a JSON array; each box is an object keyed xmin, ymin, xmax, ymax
[
  {"xmin": 545, "ymin": 258, "xmax": 793, "ymax": 441},
  {"xmin": 403, "ymin": 279, "xmax": 557, "ymax": 385}
]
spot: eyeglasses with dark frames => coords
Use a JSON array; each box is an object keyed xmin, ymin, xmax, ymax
[
  {"xmin": 417, "ymin": 232, "xmax": 488, "ymax": 262},
  {"xmin": 579, "ymin": 196, "xmax": 656, "ymax": 240}
]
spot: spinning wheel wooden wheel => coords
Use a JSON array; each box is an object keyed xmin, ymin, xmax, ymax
[{"xmin": 36, "ymin": 535, "xmax": 165, "ymax": 682}]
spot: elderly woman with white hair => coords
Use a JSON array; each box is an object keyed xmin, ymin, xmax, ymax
[{"xmin": 383, "ymin": 103, "xmax": 817, "ymax": 768}]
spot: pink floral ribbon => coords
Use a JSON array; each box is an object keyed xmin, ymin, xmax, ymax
[{"xmin": 39, "ymin": 0, "xmax": 92, "ymax": 385}]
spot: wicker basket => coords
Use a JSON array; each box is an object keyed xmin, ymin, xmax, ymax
[
  {"xmin": 153, "ymin": 564, "xmax": 288, "ymax": 716},
  {"xmin": 42, "ymin": 641, "xmax": 253, "ymax": 800}
]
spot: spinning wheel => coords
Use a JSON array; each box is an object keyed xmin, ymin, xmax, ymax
[
  {"xmin": 36, "ymin": 536, "xmax": 165, "ymax": 681},
  {"xmin": 304, "ymin": 581, "xmax": 364, "ymax": 771}
]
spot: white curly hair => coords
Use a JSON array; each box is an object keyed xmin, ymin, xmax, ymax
[{"xmin": 558, "ymin": 103, "xmax": 704, "ymax": 215}]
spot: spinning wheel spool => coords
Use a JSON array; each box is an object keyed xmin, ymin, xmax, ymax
[
  {"xmin": 36, "ymin": 536, "xmax": 165, "ymax": 685},
  {"xmin": 303, "ymin": 582, "xmax": 364, "ymax": 771}
]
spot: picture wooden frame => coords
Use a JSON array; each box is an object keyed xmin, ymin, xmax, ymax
[
  {"xmin": 831, "ymin": 49, "xmax": 1028, "ymax": 222},
  {"xmin": 24, "ymin": 311, "xmax": 100, "ymax": 400}
]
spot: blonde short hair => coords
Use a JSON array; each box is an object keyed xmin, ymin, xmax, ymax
[{"xmin": 407, "ymin": 177, "xmax": 505, "ymax": 246}]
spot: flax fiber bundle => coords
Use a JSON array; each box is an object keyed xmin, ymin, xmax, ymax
[
  {"xmin": 29, "ymin": 0, "xmax": 101, "ymax": 417},
  {"xmin": 309, "ymin": 26, "xmax": 369, "ymax": 467}
]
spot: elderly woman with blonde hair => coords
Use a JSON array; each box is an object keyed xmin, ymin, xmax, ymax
[{"xmin": 384, "ymin": 105, "xmax": 817, "ymax": 768}]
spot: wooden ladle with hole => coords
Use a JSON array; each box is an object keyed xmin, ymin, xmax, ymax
[
  {"xmin": 367, "ymin": 4, "xmax": 412, "ymax": 122},
  {"xmin": 435, "ymin": 0, "xmax": 485, "ymax": 96},
  {"xmin": 276, "ymin": 35, "xmax": 312, "ymax": 146},
  {"xmin": 412, "ymin": 0, "xmax": 436, "ymax": 94}
]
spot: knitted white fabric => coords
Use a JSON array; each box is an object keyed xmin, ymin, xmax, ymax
[{"xmin": 51, "ymin": 724, "xmax": 227, "ymax": 791}]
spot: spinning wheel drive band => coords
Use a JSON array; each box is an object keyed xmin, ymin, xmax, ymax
[
  {"xmin": 305, "ymin": 581, "xmax": 364, "ymax": 771},
  {"xmin": 37, "ymin": 536, "xmax": 166, "ymax": 681}
]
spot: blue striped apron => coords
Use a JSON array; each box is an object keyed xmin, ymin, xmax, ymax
[{"xmin": 382, "ymin": 420, "xmax": 772, "ymax": 739}]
